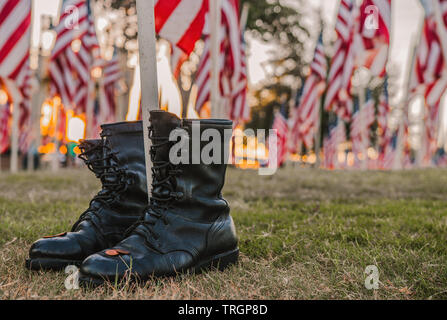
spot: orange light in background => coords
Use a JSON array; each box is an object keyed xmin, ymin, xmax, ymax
[
  {"xmin": 91, "ymin": 66, "xmax": 102, "ymax": 79},
  {"xmin": 289, "ymin": 154, "xmax": 301, "ymax": 162},
  {"xmin": 338, "ymin": 152, "xmax": 346, "ymax": 164},
  {"xmin": 368, "ymin": 147, "xmax": 378, "ymax": 160},
  {"xmin": 347, "ymin": 152, "xmax": 355, "ymax": 167},
  {"xmin": 59, "ymin": 145, "xmax": 68, "ymax": 155},
  {"xmin": 53, "ymin": 95, "xmax": 61, "ymax": 107},
  {"xmin": 199, "ymin": 102, "xmax": 211, "ymax": 119},
  {"xmin": 38, "ymin": 142, "xmax": 56, "ymax": 154},
  {"xmin": 67, "ymin": 115, "xmax": 86, "ymax": 143},
  {"xmin": 0, "ymin": 89, "xmax": 8, "ymax": 105},
  {"xmin": 40, "ymin": 101, "xmax": 54, "ymax": 136},
  {"xmin": 71, "ymin": 39, "xmax": 82, "ymax": 53},
  {"xmin": 73, "ymin": 146, "xmax": 81, "ymax": 155}
]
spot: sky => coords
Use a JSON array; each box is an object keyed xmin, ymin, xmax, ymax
[{"xmin": 32, "ymin": 0, "xmax": 424, "ymax": 106}]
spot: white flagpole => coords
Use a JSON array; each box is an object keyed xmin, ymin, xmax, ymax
[
  {"xmin": 240, "ymin": 3, "xmax": 250, "ymax": 31},
  {"xmin": 5, "ymin": 80, "xmax": 22, "ymax": 173},
  {"xmin": 210, "ymin": 0, "xmax": 222, "ymax": 119},
  {"xmin": 86, "ymin": 79, "xmax": 95, "ymax": 138},
  {"xmin": 394, "ymin": 7, "xmax": 424, "ymax": 170},
  {"xmin": 136, "ymin": 0, "xmax": 159, "ymax": 202},
  {"xmin": 358, "ymin": 82, "xmax": 368, "ymax": 171},
  {"xmin": 314, "ymin": 96, "xmax": 322, "ymax": 169},
  {"xmin": 432, "ymin": 0, "xmax": 447, "ymax": 61}
]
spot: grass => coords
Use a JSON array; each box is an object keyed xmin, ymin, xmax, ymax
[{"xmin": 0, "ymin": 166, "xmax": 447, "ymax": 299}]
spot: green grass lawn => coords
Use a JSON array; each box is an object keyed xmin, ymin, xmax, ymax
[{"xmin": 1, "ymin": 167, "xmax": 447, "ymax": 299}]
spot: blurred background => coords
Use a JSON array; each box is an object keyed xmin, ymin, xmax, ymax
[{"xmin": 1, "ymin": 0, "xmax": 446, "ymax": 173}]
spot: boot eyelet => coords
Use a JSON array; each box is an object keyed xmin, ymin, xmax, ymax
[{"xmin": 170, "ymin": 192, "xmax": 184, "ymax": 201}]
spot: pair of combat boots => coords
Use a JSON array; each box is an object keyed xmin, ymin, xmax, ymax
[{"xmin": 25, "ymin": 111, "xmax": 239, "ymax": 286}]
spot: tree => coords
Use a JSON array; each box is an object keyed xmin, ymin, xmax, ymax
[{"xmin": 241, "ymin": 0, "xmax": 312, "ymax": 130}]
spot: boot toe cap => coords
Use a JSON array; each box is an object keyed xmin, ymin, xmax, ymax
[
  {"xmin": 29, "ymin": 234, "xmax": 84, "ymax": 261},
  {"xmin": 80, "ymin": 252, "xmax": 132, "ymax": 281}
]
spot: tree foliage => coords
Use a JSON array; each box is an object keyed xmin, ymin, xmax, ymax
[{"xmin": 240, "ymin": 0, "xmax": 312, "ymax": 130}]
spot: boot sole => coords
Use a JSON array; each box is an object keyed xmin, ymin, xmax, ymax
[
  {"xmin": 25, "ymin": 258, "xmax": 82, "ymax": 271},
  {"xmin": 79, "ymin": 248, "xmax": 239, "ymax": 287},
  {"xmin": 190, "ymin": 248, "xmax": 239, "ymax": 273}
]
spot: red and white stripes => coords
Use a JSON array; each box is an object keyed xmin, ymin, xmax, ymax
[
  {"xmin": 0, "ymin": 102, "xmax": 11, "ymax": 154},
  {"xmin": 324, "ymin": 121, "xmax": 346, "ymax": 170},
  {"xmin": 195, "ymin": 0, "xmax": 249, "ymax": 123},
  {"xmin": 98, "ymin": 51, "xmax": 121, "ymax": 126},
  {"xmin": 351, "ymin": 97, "xmax": 375, "ymax": 164},
  {"xmin": 271, "ymin": 109, "xmax": 289, "ymax": 167},
  {"xmin": 50, "ymin": 0, "xmax": 100, "ymax": 114},
  {"xmin": 155, "ymin": 0, "xmax": 208, "ymax": 56},
  {"xmin": 355, "ymin": 0, "xmax": 391, "ymax": 77},
  {"xmin": 0, "ymin": 0, "xmax": 32, "ymax": 153},
  {"xmin": 324, "ymin": 0, "xmax": 356, "ymax": 121},
  {"xmin": 290, "ymin": 33, "xmax": 326, "ymax": 150},
  {"xmin": 0, "ymin": 0, "xmax": 32, "ymax": 89}
]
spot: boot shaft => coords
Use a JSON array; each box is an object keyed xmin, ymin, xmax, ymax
[
  {"xmin": 174, "ymin": 118, "xmax": 233, "ymax": 221},
  {"xmin": 78, "ymin": 139, "xmax": 105, "ymax": 177},
  {"xmin": 149, "ymin": 111, "xmax": 233, "ymax": 221},
  {"xmin": 100, "ymin": 121, "xmax": 148, "ymax": 213}
]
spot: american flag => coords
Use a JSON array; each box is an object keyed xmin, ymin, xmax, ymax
[
  {"xmin": 0, "ymin": 0, "xmax": 32, "ymax": 153},
  {"xmin": 381, "ymin": 130, "xmax": 398, "ymax": 170},
  {"xmin": 351, "ymin": 92, "xmax": 375, "ymax": 165},
  {"xmin": 424, "ymin": 77, "xmax": 446, "ymax": 163},
  {"xmin": 155, "ymin": 0, "xmax": 208, "ymax": 56},
  {"xmin": 434, "ymin": 148, "xmax": 447, "ymax": 167},
  {"xmin": 411, "ymin": 0, "xmax": 446, "ymax": 95},
  {"xmin": 402, "ymin": 113, "xmax": 413, "ymax": 169},
  {"xmin": 0, "ymin": 0, "xmax": 32, "ymax": 91},
  {"xmin": 49, "ymin": 0, "xmax": 100, "ymax": 114},
  {"xmin": 18, "ymin": 67, "xmax": 33, "ymax": 153},
  {"xmin": 443, "ymin": 0, "xmax": 447, "ymax": 25},
  {"xmin": 195, "ymin": 0, "xmax": 249, "ymax": 123},
  {"xmin": 324, "ymin": 0, "xmax": 356, "ymax": 121},
  {"xmin": 156, "ymin": 0, "xmax": 208, "ymax": 79},
  {"xmin": 410, "ymin": 0, "xmax": 447, "ymax": 162},
  {"xmin": 423, "ymin": 98, "xmax": 442, "ymax": 165},
  {"xmin": 324, "ymin": 119, "xmax": 346, "ymax": 170},
  {"xmin": 98, "ymin": 49, "xmax": 121, "ymax": 126},
  {"xmin": 271, "ymin": 105, "xmax": 289, "ymax": 168},
  {"xmin": 377, "ymin": 76, "xmax": 390, "ymax": 133},
  {"xmin": 0, "ymin": 102, "xmax": 10, "ymax": 154},
  {"xmin": 377, "ymin": 76, "xmax": 391, "ymax": 166},
  {"xmin": 355, "ymin": 0, "xmax": 391, "ymax": 77},
  {"xmin": 290, "ymin": 32, "xmax": 326, "ymax": 151},
  {"xmin": 230, "ymin": 19, "xmax": 249, "ymax": 123},
  {"xmin": 170, "ymin": 46, "xmax": 189, "ymax": 79}
]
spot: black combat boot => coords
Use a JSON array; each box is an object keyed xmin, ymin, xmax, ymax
[
  {"xmin": 26, "ymin": 122, "xmax": 148, "ymax": 271},
  {"xmin": 79, "ymin": 111, "xmax": 238, "ymax": 285}
]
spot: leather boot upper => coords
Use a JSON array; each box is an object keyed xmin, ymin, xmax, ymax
[
  {"xmin": 80, "ymin": 111, "xmax": 238, "ymax": 281},
  {"xmin": 28, "ymin": 122, "xmax": 147, "ymax": 265}
]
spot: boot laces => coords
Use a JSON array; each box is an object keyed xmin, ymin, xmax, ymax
[
  {"xmin": 78, "ymin": 140, "xmax": 106, "ymax": 178},
  {"xmin": 72, "ymin": 136, "xmax": 131, "ymax": 232},
  {"xmin": 125, "ymin": 125, "xmax": 182, "ymax": 244}
]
